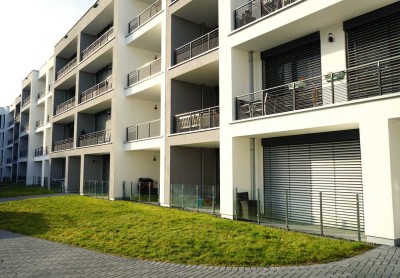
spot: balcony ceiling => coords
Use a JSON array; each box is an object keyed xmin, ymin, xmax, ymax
[
  {"xmin": 127, "ymin": 22, "xmax": 162, "ymax": 53},
  {"xmin": 54, "ymin": 73, "xmax": 76, "ymax": 90},
  {"xmin": 57, "ymin": 37, "xmax": 78, "ymax": 59},
  {"xmin": 82, "ymin": 3, "xmax": 114, "ymax": 35},
  {"xmin": 173, "ymin": 0, "xmax": 218, "ymax": 27},
  {"xmin": 79, "ymin": 99, "xmax": 112, "ymax": 114},
  {"xmin": 80, "ymin": 48, "xmax": 113, "ymax": 73}
]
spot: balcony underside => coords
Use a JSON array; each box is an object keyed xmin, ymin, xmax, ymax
[
  {"xmin": 125, "ymin": 74, "xmax": 162, "ymax": 101},
  {"xmin": 126, "ymin": 15, "xmax": 162, "ymax": 53},
  {"xmin": 170, "ymin": 0, "xmax": 218, "ymax": 27}
]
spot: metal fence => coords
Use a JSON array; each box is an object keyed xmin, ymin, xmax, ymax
[
  {"xmin": 22, "ymin": 96, "xmax": 31, "ymax": 108},
  {"xmin": 80, "ymin": 77, "xmax": 113, "ymax": 103},
  {"xmin": 79, "ymin": 129, "xmax": 111, "ymax": 147},
  {"xmin": 53, "ymin": 137, "xmax": 74, "ymax": 151},
  {"xmin": 83, "ymin": 180, "xmax": 109, "ymax": 199},
  {"xmin": 35, "ymin": 119, "xmax": 44, "ymax": 128},
  {"xmin": 32, "ymin": 176, "xmax": 42, "ymax": 186},
  {"xmin": 37, "ymin": 89, "xmax": 46, "ymax": 101},
  {"xmin": 82, "ymin": 27, "xmax": 114, "ymax": 60},
  {"xmin": 34, "ymin": 147, "xmax": 43, "ymax": 157},
  {"xmin": 127, "ymin": 58, "xmax": 161, "ymax": 86},
  {"xmin": 175, "ymin": 106, "xmax": 219, "ymax": 133},
  {"xmin": 128, "ymin": 0, "xmax": 162, "ymax": 33},
  {"xmin": 56, "ymin": 57, "xmax": 78, "ymax": 80},
  {"xmin": 234, "ymin": 0, "xmax": 299, "ymax": 29},
  {"xmin": 55, "ymin": 97, "xmax": 76, "ymax": 116},
  {"xmin": 50, "ymin": 179, "xmax": 65, "ymax": 193},
  {"xmin": 170, "ymin": 184, "xmax": 219, "ymax": 214},
  {"xmin": 175, "ymin": 29, "xmax": 219, "ymax": 65},
  {"xmin": 122, "ymin": 180, "xmax": 159, "ymax": 204},
  {"xmin": 126, "ymin": 119, "xmax": 160, "ymax": 141}
]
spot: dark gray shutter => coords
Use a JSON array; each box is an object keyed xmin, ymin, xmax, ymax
[{"xmin": 263, "ymin": 140, "xmax": 364, "ymax": 231}]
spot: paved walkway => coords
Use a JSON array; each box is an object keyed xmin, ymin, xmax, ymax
[
  {"xmin": 0, "ymin": 193, "xmax": 68, "ymax": 203},
  {"xmin": 0, "ymin": 230, "xmax": 399, "ymax": 278}
]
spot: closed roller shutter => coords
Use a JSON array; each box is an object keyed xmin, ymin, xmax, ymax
[{"xmin": 263, "ymin": 140, "xmax": 364, "ymax": 231}]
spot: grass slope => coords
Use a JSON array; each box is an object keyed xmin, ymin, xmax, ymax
[
  {"xmin": 0, "ymin": 184, "xmax": 54, "ymax": 198},
  {"xmin": 0, "ymin": 195, "xmax": 373, "ymax": 267}
]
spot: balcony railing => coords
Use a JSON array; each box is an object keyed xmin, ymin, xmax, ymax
[
  {"xmin": 48, "ymin": 82, "xmax": 54, "ymax": 92},
  {"xmin": 55, "ymin": 97, "xmax": 76, "ymax": 116},
  {"xmin": 35, "ymin": 119, "xmax": 44, "ymax": 128},
  {"xmin": 236, "ymin": 55, "xmax": 400, "ymax": 120},
  {"xmin": 53, "ymin": 137, "xmax": 74, "ymax": 152},
  {"xmin": 21, "ymin": 124, "xmax": 29, "ymax": 133},
  {"xmin": 126, "ymin": 119, "xmax": 160, "ymax": 142},
  {"xmin": 83, "ymin": 180, "xmax": 109, "ymax": 199},
  {"xmin": 34, "ymin": 147, "xmax": 43, "ymax": 157},
  {"xmin": 175, "ymin": 29, "xmax": 219, "ymax": 65},
  {"xmin": 80, "ymin": 77, "xmax": 113, "ymax": 103},
  {"xmin": 128, "ymin": 0, "xmax": 162, "ymax": 34},
  {"xmin": 175, "ymin": 106, "xmax": 219, "ymax": 133},
  {"xmin": 13, "ymin": 155, "xmax": 18, "ymax": 162},
  {"xmin": 79, "ymin": 129, "xmax": 111, "ymax": 147},
  {"xmin": 56, "ymin": 57, "xmax": 77, "ymax": 80},
  {"xmin": 6, "ymin": 158, "xmax": 12, "ymax": 164},
  {"xmin": 22, "ymin": 96, "xmax": 31, "ymax": 108},
  {"xmin": 15, "ymin": 114, "xmax": 21, "ymax": 122},
  {"xmin": 127, "ymin": 58, "xmax": 161, "ymax": 87},
  {"xmin": 19, "ymin": 150, "xmax": 28, "ymax": 158},
  {"xmin": 7, "ymin": 138, "xmax": 13, "ymax": 145},
  {"xmin": 82, "ymin": 27, "xmax": 114, "ymax": 60},
  {"xmin": 234, "ymin": 0, "xmax": 299, "ymax": 29},
  {"xmin": 37, "ymin": 89, "xmax": 46, "ymax": 101},
  {"xmin": 8, "ymin": 119, "xmax": 14, "ymax": 127}
]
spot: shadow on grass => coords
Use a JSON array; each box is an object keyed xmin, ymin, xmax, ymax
[{"xmin": 0, "ymin": 211, "xmax": 50, "ymax": 237}]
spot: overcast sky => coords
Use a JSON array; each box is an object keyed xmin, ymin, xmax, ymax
[{"xmin": 0, "ymin": 0, "xmax": 96, "ymax": 107}]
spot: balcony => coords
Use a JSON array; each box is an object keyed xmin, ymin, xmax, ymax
[
  {"xmin": 127, "ymin": 58, "xmax": 161, "ymax": 87},
  {"xmin": 126, "ymin": 119, "xmax": 160, "ymax": 142},
  {"xmin": 55, "ymin": 97, "xmax": 76, "ymax": 116},
  {"xmin": 53, "ymin": 137, "xmax": 74, "ymax": 152},
  {"xmin": 82, "ymin": 27, "xmax": 114, "ymax": 61},
  {"xmin": 236, "ymin": 55, "xmax": 400, "ymax": 120},
  {"xmin": 56, "ymin": 57, "xmax": 77, "ymax": 80},
  {"xmin": 35, "ymin": 119, "xmax": 44, "ymax": 129},
  {"xmin": 37, "ymin": 89, "xmax": 46, "ymax": 101},
  {"xmin": 8, "ymin": 119, "xmax": 14, "ymax": 127},
  {"xmin": 128, "ymin": 0, "xmax": 162, "ymax": 34},
  {"xmin": 175, "ymin": 106, "xmax": 219, "ymax": 133},
  {"xmin": 175, "ymin": 29, "xmax": 219, "ymax": 65},
  {"xmin": 21, "ymin": 124, "xmax": 29, "ymax": 134},
  {"xmin": 234, "ymin": 0, "xmax": 299, "ymax": 29},
  {"xmin": 22, "ymin": 96, "xmax": 31, "ymax": 108},
  {"xmin": 13, "ymin": 155, "xmax": 18, "ymax": 162},
  {"xmin": 80, "ymin": 77, "xmax": 113, "ymax": 103},
  {"xmin": 79, "ymin": 129, "xmax": 111, "ymax": 147},
  {"xmin": 19, "ymin": 150, "xmax": 28, "ymax": 158},
  {"xmin": 7, "ymin": 138, "xmax": 13, "ymax": 145},
  {"xmin": 6, "ymin": 158, "xmax": 12, "ymax": 164},
  {"xmin": 34, "ymin": 147, "xmax": 43, "ymax": 157}
]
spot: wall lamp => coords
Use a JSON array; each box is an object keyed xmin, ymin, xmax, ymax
[
  {"xmin": 328, "ymin": 33, "xmax": 334, "ymax": 43},
  {"xmin": 93, "ymin": 2, "xmax": 99, "ymax": 8},
  {"xmin": 153, "ymin": 156, "xmax": 157, "ymax": 161},
  {"xmin": 154, "ymin": 104, "xmax": 157, "ymax": 110},
  {"xmin": 64, "ymin": 35, "xmax": 68, "ymax": 39}
]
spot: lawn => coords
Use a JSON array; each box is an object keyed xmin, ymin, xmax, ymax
[
  {"xmin": 0, "ymin": 184, "xmax": 55, "ymax": 198},
  {"xmin": 0, "ymin": 195, "xmax": 373, "ymax": 267}
]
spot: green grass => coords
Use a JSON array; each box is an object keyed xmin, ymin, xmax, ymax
[
  {"xmin": 0, "ymin": 195, "xmax": 373, "ymax": 267},
  {"xmin": 0, "ymin": 184, "xmax": 55, "ymax": 198}
]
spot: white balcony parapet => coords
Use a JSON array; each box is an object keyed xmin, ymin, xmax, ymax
[
  {"xmin": 82, "ymin": 27, "xmax": 114, "ymax": 60},
  {"xmin": 128, "ymin": 0, "xmax": 162, "ymax": 34}
]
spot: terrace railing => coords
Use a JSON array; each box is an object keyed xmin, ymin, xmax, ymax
[
  {"xmin": 80, "ymin": 77, "xmax": 113, "ymax": 103},
  {"xmin": 82, "ymin": 27, "xmax": 114, "ymax": 60},
  {"xmin": 56, "ymin": 57, "xmax": 77, "ymax": 80},
  {"xmin": 236, "ymin": 55, "xmax": 400, "ymax": 120},
  {"xmin": 19, "ymin": 150, "xmax": 28, "ymax": 158},
  {"xmin": 35, "ymin": 119, "xmax": 44, "ymax": 128},
  {"xmin": 79, "ymin": 129, "xmax": 111, "ymax": 147},
  {"xmin": 126, "ymin": 119, "xmax": 160, "ymax": 141},
  {"xmin": 234, "ymin": 0, "xmax": 299, "ymax": 29},
  {"xmin": 175, "ymin": 29, "xmax": 219, "ymax": 65},
  {"xmin": 34, "ymin": 147, "xmax": 43, "ymax": 157},
  {"xmin": 122, "ymin": 180, "xmax": 159, "ymax": 204},
  {"xmin": 175, "ymin": 106, "xmax": 219, "ymax": 133},
  {"xmin": 128, "ymin": 0, "xmax": 162, "ymax": 33},
  {"xmin": 171, "ymin": 184, "xmax": 219, "ymax": 214},
  {"xmin": 53, "ymin": 137, "xmax": 74, "ymax": 152},
  {"xmin": 55, "ymin": 97, "xmax": 76, "ymax": 116},
  {"xmin": 37, "ymin": 89, "xmax": 46, "ymax": 101},
  {"xmin": 22, "ymin": 96, "xmax": 31, "ymax": 108},
  {"xmin": 83, "ymin": 180, "xmax": 109, "ymax": 199},
  {"xmin": 21, "ymin": 124, "xmax": 29, "ymax": 133},
  {"xmin": 127, "ymin": 58, "xmax": 162, "ymax": 86},
  {"xmin": 50, "ymin": 179, "xmax": 65, "ymax": 193}
]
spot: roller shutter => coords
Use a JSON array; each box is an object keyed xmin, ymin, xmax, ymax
[{"xmin": 263, "ymin": 140, "xmax": 364, "ymax": 231}]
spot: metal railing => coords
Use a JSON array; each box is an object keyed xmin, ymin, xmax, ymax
[
  {"xmin": 79, "ymin": 129, "xmax": 111, "ymax": 147},
  {"xmin": 34, "ymin": 147, "xmax": 43, "ymax": 157},
  {"xmin": 35, "ymin": 119, "xmax": 44, "ymax": 128},
  {"xmin": 21, "ymin": 123, "xmax": 29, "ymax": 133},
  {"xmin": 8, "ymin": 119, "xmax": 14, "ymax": 127},
  {"xmin": 15, "ymin": 114, "xmax": 21, "ymax": 122},
  {"xmin": 128, "ymin": 0, "xmax": 162, "ymax": 33},
  {"xmin": 7, "ymin": 138, "xmax": 13, "ymax": 145},
  {"xmin": 53, "ymin": 137, "xmax": 74, "ymax": 151},
  {"xmin": 56, "ymin": 57, "xmax": 77, "ymax": 80},
  {"xmin": 83, "ymin": 180, "xmax": 109, "ymax": 199},
  {"xmin": 6, "ymin": 158, "xmax": 12, "ymax": 164},
  {"xmin": 127, "ymin": 58, "xmax": 162, "ymax": 86},
  {"xmin": 236, "ymin": 55, "xmax": 400, "ymax": 120},
  {"xmin": 80, "ymin": 77, "xmax": 113, "ymax": 103},
  {"xmin": 233, "ymin": 187, "xmax": 364, "ymax": 241},
  {"xmin": 175, "ymin": 29, "xmax": 219, "ymax": 65},
  {"xmin": 37, "ymin": 89, "xmax": 46, "ymax": 101},
  {"xmin": 171, "ymin": 184, "xmax": 219, "ymax": 214},
  {"xmin": 126, "ymin": 119, "xmax": 160, "ymax": 141},
  {"xmin": 122, "ymin": 180, "xmax": 159, "ymax": 204},
  {"xmin": 82, "ymin": 27, "xmax": 114, "ymax": 60},
  {"xmin": 32, "ymin": 176, "xmax": 42, "ymax": 186},
  {"xmin": 19, "ymin": 150, "xmax": 28, "ymax": 158},
  {"xmin": 175, "ymin": 106, "xmax": 219, "ymax": 133},
  {"xmin": 55, "ymin": 97, "xmax": 76, "ymax": 116},
  {"xmin": 234, "ymin": 0, "xmax": 299, "ymax": 29},
  {"xmin": 50, "ymin": 179, "xmax": 65, "ymax": 193},
  {"xmin": 22, "ymin": 96, "xmax": 31, "ymax": 108}
]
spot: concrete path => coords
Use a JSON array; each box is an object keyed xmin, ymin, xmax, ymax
[
  {"xmin": 1, "ymin": 230, "xmax": 400, "ymax": 278},
  {"xmin": 0, "ymin": 193, "xmax": 68, "ymax": 203}
]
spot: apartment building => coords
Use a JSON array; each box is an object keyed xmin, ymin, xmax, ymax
[{"xmin": 1, "ymin": 0, "xmax": 400, "ymax": 246}]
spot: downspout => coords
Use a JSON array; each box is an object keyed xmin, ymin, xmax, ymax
[{"xmin": 249, "ymin": 51, "xmax": 256, "ymax": 200}]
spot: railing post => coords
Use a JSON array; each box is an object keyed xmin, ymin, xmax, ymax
[
  {"xmin": 148, "ymin": 122, "xmax": 151, "ymax": 138},
  {"xmin": 357, "ymin": 193, "xmax": 361, "ymax": 241},
  {"xmin": 235, "ymin": 187, "xmax": 238, "ymax": 220},
  {"xmin": 139, "ymin": 182, "xmax": 141, "ymax": 202},
  {"xmin": 190, "ymin": 112, "xmax": 192, "ymax": 131},
  {"xmin": 292, "ymin": 83, "xmax": 296, "ymax": 111},
  {"xmin": 196, "ymin": 185, "xmax": 199, "ymax": 212},
  {"xmin": 170, "ymin": 184, "xmax": 173, "ymax": 207},
  {"xmin": 331, "ymin": 73, "xmax": 335, "ymax": 104},
  {"xmin": 285, "ymin": 189, "xmax": 289, "ymax": 230},
  {"xmin": 257, "ymin": 188, "xmax": 260, "ymax": 224},
  {"xmin": 377, "ymin": 61, "xmax": 382, "ymax": 95},
  {"xmin": 320, "ymin": 191, "xmax": 323, "ymax": 236},
  {"xmin": 95, "ymin": 181, "xmax": 97, "ymax": 198},
  {"xmin": 136, "ymin": 125, "xmax": 139, "ymax": 140},
  {"xmin": 148, "ymin": 182, "xmax": 151, "ymax": 203},
  {"xmin": 209, "ymin": 108, "xmax": 212, "ymax": 128},
  {"xmin": 208, "ymin": 32, "xmax": 210, "ymax": 51},
  {"xmin": 212, "ymin": 186, "xmax": 215, "ymax": 214},
  {"xmin": 130, "ymin": 181, "xmax": 133, "ymax": 201},
  {"xmin": 181, "ymin": 184, "xmax": 184, "ymax": 209},
  {"xmin": 123, "ymin": 181, "xmax": 126, "ymax": 199},
  {"xmin": 102, "ymin": 181, "xmax": 104, "ymax": 198}
]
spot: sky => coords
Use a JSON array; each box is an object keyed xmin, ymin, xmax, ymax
[{"xmin": 0, "ymin": 0, "xmax": 96, "ymax": 107}]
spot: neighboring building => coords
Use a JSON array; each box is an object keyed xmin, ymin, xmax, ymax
[{"xmin": 1, "ymin": 0, "xmax": 400, "ymax": 246}]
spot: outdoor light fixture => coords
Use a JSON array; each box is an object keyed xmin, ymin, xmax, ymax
[
  {"xmin": 64, "ymin": 35, "xmax": 68, "ymax": 39},
  {"xmin": 93, "ymin": 2, "xmax": 99, "ymax": 8},
  {"xmin": 328, "ymin": 33, "xmax": 334, "ymax": 43},
  {"xmin": 92, "ymin": 158, "xmax": 96, "ymax": 163},
  {"xmin": 154, "ymin": 104, "xmax": 157, "ymax": 110},
  {"xmin": 153, "ymin": 156, "xmax": 157, "ymax": 161}
]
